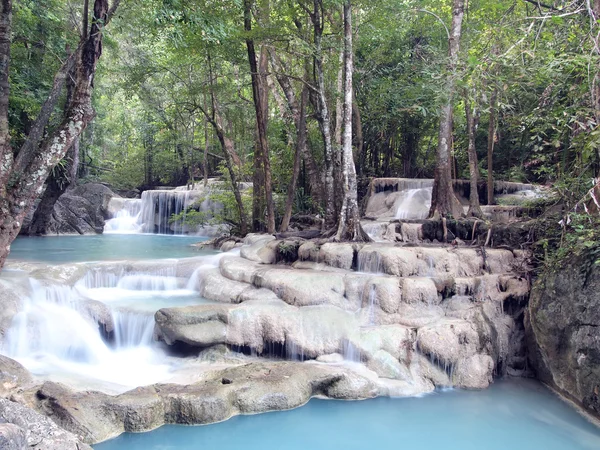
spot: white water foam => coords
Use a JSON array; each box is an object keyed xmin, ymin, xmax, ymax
[
  {"xmin": 1, "ymin": 252, "xmax": 227, "ymax": 393},
  {"xmin": 394, "ymin": 188, "xmax": 432, "ymax": 220}
]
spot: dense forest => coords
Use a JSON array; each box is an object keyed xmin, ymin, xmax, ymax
[{"xmin": 2, "ymin": 0, "xmax": 600, "ymax": 264}]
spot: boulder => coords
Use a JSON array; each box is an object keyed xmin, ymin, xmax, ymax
[
  {"xmin": 452, "ymin": 354, "xmax": 494, "ymax": 389},
  {"xmin": 417, "ymin": 319, "xmax": 480, "ymax": 365},
  {"xmin": 28, "ymin": 183, "xmax": 118, "ymax": 235}
]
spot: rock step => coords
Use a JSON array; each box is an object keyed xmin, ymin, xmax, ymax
[{"xmin": 206, "ymin": 255, "xmax": 529, "ymax": 312}]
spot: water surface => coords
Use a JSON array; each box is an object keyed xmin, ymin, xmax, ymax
[
  {"xmin": 94, "ymin": 379, "xmax": 600, "ymax": 450},
  {"xmin": 8, "ymin": 234, "xmax": 208, "ymax": 263}
]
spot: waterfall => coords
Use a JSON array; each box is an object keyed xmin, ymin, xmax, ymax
[
  {"xmin": 112, "ymin": 310, "xmax": 156, "ymax": 349},
  {"xmin": 139, "ymin": 190, "xmax": 193, "ymax": 234},
  {"xmin": 394, "ymin": 188, "xmax": 432, "ymax": 220},
  {"xmin": 105, "ymin": 186, "xmax": 225, "ymax": 235},
  {"xmin": 104, "ymin": 199, "xmax": 142, "ymax": 234},
  {"xmin": 3, "ymin": 281, "xmax": 113, "ymax": 364}
]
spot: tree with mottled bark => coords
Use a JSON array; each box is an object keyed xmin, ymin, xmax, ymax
[
  {"xmin": 0, "ymin": 0, "xmax": 120, "ymax": 270},
  {"xmin": 428, "ymin": 0, "xmax": 465, "ymax": 219},
  {"xmin": 333, "ymin": 0, "xmax": 369, "ymax": 242}
]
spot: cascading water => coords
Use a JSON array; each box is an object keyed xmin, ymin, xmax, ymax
[
  {"xmin": 394, "ymin": 188, "xmax": 432, "ymax": 220},
  {"xmin": 1, "ymin": 253, "xmax": 226, "ymax": 392},
  {"xmin": 104, "ymin": 183, "xmax": 226, "ymax": 235},
  {"xmin": 104, "ymin": 199, "xmax": 142, "ymax": 234}
]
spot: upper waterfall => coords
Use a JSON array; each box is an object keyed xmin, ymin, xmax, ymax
[{"xmin": 104, "ymin": 182, "xmax": 221, "ymax": 235}]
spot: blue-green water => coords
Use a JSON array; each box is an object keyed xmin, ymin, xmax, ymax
[
  {"xmin": 8, "ymin": 234, "xmax": 208, "ymax": 263},
  {"xmin": 94, "ymin": 379, "xmax": 600, "ymax": 450}
]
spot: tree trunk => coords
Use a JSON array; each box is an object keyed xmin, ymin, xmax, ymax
[
  {"xmin": 203, "ymin": 119, "xmax": 209, "ymax": 187},
  {"xmin": 26, "ymin": 139, "xmax": 80, "ymax": 235},
  {"xmin": 202, "ymin": 59, "xmax": 248, "ymax": 236},
  {"xmin": 334, "ymin": 1, "xmax": 369, "ymax": 242},
  {"xmin": 312, "ymin": 0, "xmax": 335, "ymax": 229},
  {"xmin": 352, "ymin": 91, "xmax": 364, "ymax": 177},
  {"xmin": 333, "ymin": 42, "xmax": 344, "ymax": 216},
  {"xmin": 487, "ymin": 89, "xmax": 497, "ymax": 205},
  {"xmin": 0, "ymin": 0, "xmax": 121, "ymax": 269},
  {"xmin": 25, "ymin": 52, "xmax": 83, "ymax": 236},
  {"xmin": 464, "ymin": 91, "xmax": 483, "ymax": 218},
  {"xmin": 280, "ymin": 86, "xmax": 308, "ymax": 232},
  {"xmin": 428, "ymin": 0, "xmax": 464, "ymax": 219},
  {"xmin": 0, "ymin": 0, "xmax": 11, "ymax": 191},
  {"xmin": 245, "ymin": 0, "xmax": 275, "ymax": 233}
]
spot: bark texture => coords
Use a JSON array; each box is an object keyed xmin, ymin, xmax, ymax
[
  {"xmin": 428, "ymin": 0, "xmax": 464, "ymax": 219},
  {"xmin": 487, "ymin": 89, "xmax": 498, "ymax": 206},
  {"xmin": 334, "ymin": 1, "xmax": 369, "ymax": 242},
  {"xmin": 464, "ymin": 92, "xmax": 483, "ymax": 218},
  {"xmin": 312, "ymin": 0, "xmax": 335, "ymax": 229},
  {"xmin": 245, "ymin": 0, "xmax": 275, "ymax": 233}
]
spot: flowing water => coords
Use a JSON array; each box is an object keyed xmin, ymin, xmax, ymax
[
  {"xmin": 394, "ymin": 187, "xmax": 432, "ymax": 220},
  {"xmin": 8, "ymin": 234, "xmax": 206, "ymax": 262},
  {"xmin": 93, "ymin": 379, "xmax": 600, "ymax": 450},
  {"xmin": 2, "ymin": 234, "xmax": 220, "ymax": 393},
  {"xmin": 105, "ymin": 187, "xmax": 222, "ymax": 235},
  {"xmin": 4, "ymin": 234, "xmax": 600, "ymax": 448}
]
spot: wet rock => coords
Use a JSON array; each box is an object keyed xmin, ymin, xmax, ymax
[
  {"xmin": 240, "ymin": 235, "xmax": 277, "ymax": 264},
  {"xmin": 0, "ymin": 397, "xmax": 92, "ymax": 449},
  {"xmin": 453, "ymin": 354, "xmax": 494, "ymax": 389},
  {"xmin": 0, "ymin": 355, "xmax": 33, "ymax": 396},
  {"xmin": 417, "ymin": 319, "xmax": 480, "ymax": 365},
  {"xmin": 0, "ymin": 423, "xmax": 27, "ymax": 450},
  {"xmin": 528, "ymin": 254, "xmax": 600, "ymax": 418},
  {"xmin": 24, "ymin": 183, "xmax": 118, "ymax": 236},
  {"xmin": 21, "ymin": 362, "xmax": 376, "ymax": 444}
]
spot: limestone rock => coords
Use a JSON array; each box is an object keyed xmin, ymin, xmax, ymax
[
  {"xmin": 417, "ymin": 319, "xmax": 480, "ymax": 365},
  {"xmin": 0, "ymin": 355, "xmax": 33, "ymax": 396},
  {"xmin": 240, "ymin": 235, "xmax": 277, "ymax": 264},
  {"xmin": 0, "ymin": 398, "xmax": 92, "ymax": 449},
  {"xmin": 453, "ymin": 354, "xmax": 494, "ymax": 389},
  {"xmin": 0, "ymin": 423, "xmax": 27, "ymax": 450}
]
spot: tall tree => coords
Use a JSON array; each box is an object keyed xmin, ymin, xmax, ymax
[
  {"xmin": 334, "ymin": 0, "xmax": 369, "ymax": 241},
  {"xmin": 0, "ymin": 0, "xmax": 120, "ymax": 269},
  {"xmin": 244, "ymin": 0, "xmax": 275, "ymax": 233},
  {"xmin": 428, "ymin": 0, "xmax": 465, "ymax": 219}
]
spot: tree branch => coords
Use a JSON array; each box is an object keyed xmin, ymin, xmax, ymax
[{"xmin": 522, "ymin": 0, "xmax": 560, "ymax": 11}]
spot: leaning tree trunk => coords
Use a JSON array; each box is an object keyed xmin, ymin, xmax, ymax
[
  {"xmin": 464, "ymin": 91, "xmax": 483, "ymax": 218},
  {"xmin": 27, "ymin": 54, "xmax": 82, "ymax": 236},
  {"xmin": 428, "ymin": 0, "xmax": 464, "ymax": 219},
  {"xmin": 0, "ymin": 0, "xmax": 120, "ymax": 270},
  {"xmin": 334, "ymin": 0, "xmax": 369, "ymax": 242}
]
